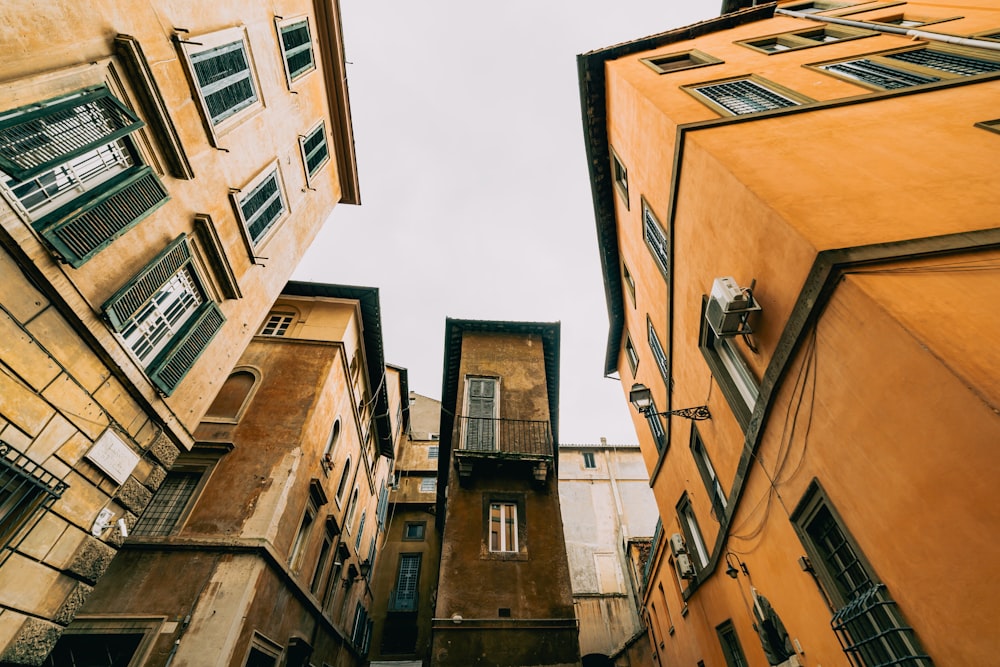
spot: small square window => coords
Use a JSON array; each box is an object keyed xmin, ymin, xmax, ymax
[
  {"xmin": 428, "ymin": 445, "xmax": 439, "ymax": 460},
  {"xmin": 419, "ymin": 477, "xmax": 436, "ymax": 493},
  {"xmin": 975, "ymin": 118, "xmax": 1000, "ymax": 135},
  {"xmin": 276, "ymin": 17, "xmax": 316, "ymax": 85},
  {"xmin": 737, "ymin": 26, "xmax": 875, "ymax": 55},
  {"xmin": 403, "ymin": 522, "xmax": 426, "ymax": 541},
  {"xmin": 684, "ymin": 76, "xmax": 812, "ymax": 116},
  {"xmin": 782, "ymin": 1, "xmax": 851, "ymax": 14},
  {"xmin": 640, "ymin": 49, "xmax": 723, "ymax": 74},
  {"xmin": 260, "ymin": 312, "xmax": 294, "ymax": 336},
  {"xmin": 582, "ymin": 452, "xmax": 596, "ymax": 469}
]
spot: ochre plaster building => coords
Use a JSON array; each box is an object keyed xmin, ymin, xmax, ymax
[
  {"xmin": 579, "ymin": 1, "xmax": 1000, "ymax": 666},
  {"xmin": 432, "ymin": 319, "xmax": 580, "ymax": 667},
  {"xmin": 0, "ymin": 0, "xmax": 357, "ymax": 661},
  {"xmin": 558, "ymin": 442, "xmax": 658, "ymax": 667},
  {"xmin": 368, "ymin": 391, "xmax": 442, "ymax": 667},
  {"xmin": 49, "ymin": 282, "xmax": 399, "ymax": 666}
]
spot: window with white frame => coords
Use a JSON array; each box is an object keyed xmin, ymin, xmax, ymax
[
  {"xmin": 277, "ymin": 18, "xmax": 316, "ymax": 84},
  {"xmin": 582, "ymin": 451, "xmax": 596, "ymax": 469},
  {"xmin": 0, "ymin": 85, "xmax": 169, "ymax": 267},
  {"xmin": 643, "ymin": 200, "xmax": 669, "ymax": 278},
  {"xmin": 691, "ymin": 428, "xmax": 727, "ymax": 519},
  {"xmin": 182, "ymin": 27, "xmax": 261, "ymax": 131},
  {"xmin": 489, "ymin": 501, "xmax": 518, "ymax": 553},
  {"xmin": 103, "ymin": 236, "xmax": 225, "ymax": 395},
  {"xmin": 677, "ymin": 494, "xmax": 709, "ymax": 571},
  {"xmin": 299, "ymin": 121, "xmax": 330, "ymax": 180},
  {"xmin": 260, "ymin": 312, "xmax": 294, "ymax": 336},
  {"xmin": 684, "ymin": 76, "xmax": 810, "ymax": 116},
  {"xmin": 236, "ymin": 166, "xmax": 287, "ymax": 247}
]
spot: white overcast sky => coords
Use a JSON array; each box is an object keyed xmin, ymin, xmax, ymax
[{"xmin": 293, "ymin": 0, "xmax": 720, "ymax": 444}]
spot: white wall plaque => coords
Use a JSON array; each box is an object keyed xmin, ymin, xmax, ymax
[{"xmin": 85, "ymin": 429, "xmax": 140, "ymax": 485}]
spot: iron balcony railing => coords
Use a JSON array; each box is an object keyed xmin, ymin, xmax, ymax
[
  {"xmin": 455, "ymin": 416, "xmax": 553, "ymax": 458},
  {"xmin": 388, "ymin": 588, "xmax": 418, "ymax": 613}
]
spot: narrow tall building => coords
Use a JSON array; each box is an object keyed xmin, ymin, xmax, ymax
[
  {"xmin": 45, "ymin": 282, "xmax": 398, "ymax": 667},
  {"xmin": 579, "ymin": 1, "xmax": 1000, "ymax": 666},
  {"xmin": 0, "ymin": 0, "xmax": 357, "ymax": 661},
  {"xmin": 432, "ymin": 319, "xmax": 579, "ymax": 667}
]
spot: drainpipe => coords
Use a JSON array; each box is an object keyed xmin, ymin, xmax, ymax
[{"xmin": 775, "ymin": 8, "xmax": 1000, "ymax": 51}]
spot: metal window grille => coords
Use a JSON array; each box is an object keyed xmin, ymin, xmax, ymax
[
  {"xmin": 191, "ymin": 41, "xmax": 258, "ymax": 125},
  {"xmin": 121, "ymin": 266, "xmax": 204, "ymax": 364},
  {"xmin": 694, "ymin": 79, "xmax": 801, "ymax": 115},
  {"xmin": 888, "ymin": 48, "xmax": 1000, "ymax": 76},
  {"xmin": 428, "ymin": 445, "xmax": 439, "ymax": 460},
  {"xmin": 648, "ymin": 320, "xmax": 669, "ymax": 382},
  {"xmin": 260, "ymin": 313, "xmax": 293, "ymax": 336},
  {"xmin": 239, "ymin": 171, "xmax": 285, "ymax": 244},
  {"xmin": 831, "ymin": 583, "xmax": 934, "ymax": 667},
  {"xmin": 390, "ymin": 553, "xmax": 421, "ymax": 611},
  {"xmin": 0, "ymin": 441, "xmax": 67, "ymax": 557},
  {"xmin": 643, "ymin": 205, "xmax": 669, "ymax": 276},
  {"xmin": 281, "ymin": 20, "xmax": 315, "ymax": 81},
  {"xmin": 301, "ymin": 124, "xmax": 329, "ymax": 177},
  {"xmin": 132, "ymin": 471, "xmax": 201, "ymax": 536},
  {"xmin": 0, "ymin": 86, "xmax": 143, "ymax": 180},
  {"xmin": 820, "ymin": 59, "xmax": 939, "ymax": 89},
  {"xmin": 807, "ymin": 506, "xmax": 873, "ymax": 599},
  {"xmin": 718, "ymin": 622, "xmax": 749, "ymax": 667}
]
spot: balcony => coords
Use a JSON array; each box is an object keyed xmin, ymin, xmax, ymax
[{"xmin": 454, "ymin": 416, "xmax": 553, "ymax": 484}]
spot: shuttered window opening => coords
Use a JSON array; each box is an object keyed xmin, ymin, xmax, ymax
[
  {"xmin": 648, "ymin": 319, "xmax": 669, "ymax": 383},
  {"xmin": 694, "ymin": 79, "xmax": 801, "ymax": 115},
  {"xmin": 240, "ymin": 170, "xmax": 286, "ymax": 244},
  {"xmin": 0, "ymin": 440, "xmax": 68, "ymax": 555},
  {"xmin": 191, "ymin": 40, "xmax": 259, "ymax": 125},
  {"xmin": 280, "ymin": 20, "xmax": 315, "ymax": 81},
  {"xmin": 37, "ymin": 167, "xmax": 168, "ymax": 267},
  {"xmin": 301, "ymin": 123, "xmax": 329, "ymax": 178},
  {"xmin": 888, "ymin": 48, "xmax": 1000, "ymax": 75},
  {"xmin": 103, "ymin": 236, "xmax": 225, "ymax": 395},
  {"xmin": 643, "ymin": 203, "xmax": 669, "ymax": 278},
  {"xmin": 820, "ymin": 59, "xmax": 939, "ymax": 89},
  {"xmin": 0, "ymin": 85, "xmax": 143, "ymax": 181}
]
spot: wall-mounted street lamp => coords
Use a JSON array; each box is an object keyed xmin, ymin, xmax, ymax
[
  {"xmin": 725, "ymin": 552, "xmax": 750, "ymax": 579},
  {"xmin": 629, "ymin": 383, "xmax": 711, "ymax": 421}
]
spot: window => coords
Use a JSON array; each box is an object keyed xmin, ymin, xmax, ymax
[
  {"xmin": 289, "ymin": 504, "xmax": 316, "ymax": 572},
  {"xmin": 345, "ymin": 487, "xmax": 359, "ymax": 528},
  {"xmin": 624, "ymin": 333, "xmax": 639, "ymax": 376},
  {"xmin": 244, "ymin": 634, "xmax": 282, "ymax": 667},
  {"xmin": 684, "ymin": 76, "xmax": 811, "ymax": 116},
  {"xmin": 642, "ymin": 200, "xmax": 669, "ymax": 278},
  {"xmin": 204, "ymin": 369, "xmax": 258, "ymax": 422},
  {"xmin": 647, "ymin": 318, "xmax": 669, "ymax": 384},
  {"xmin": 869, "ymin": 14, "xmax": 953, "ymax": 28},
  {"xmin": 610, "ymin": 147, "xmax": 629, "ymax": 207},
  {"xmin": 419, "ymin": 477, "xmax": 436, "ymax": 493},
  {"xmin": 103, "ymin": 236, "xmax": 225, "ymax": 395},
  {"xmin": 180, "ymin": 27, "xmax": 261, "ymax": 135},
  {"xmin": 355, "ymin": 511, "xmax": 366, "ymax": 551},
  {"xmin": 277, "ymin": 17, "xmax": 316, "ymax": 84},
  {"xmin": 792, "ymin": 481, "xmax": 932, "ymax": 666},
  {"xmin": 677, "ymin": 494, "xmax": 709, "ymax": 571},
  {"xmin": 235, "ymin": 166, "xmax": 287, "ymax": 247},
  {"xmin": 376, "ymin": 484, "xmax": 389, "ymax": 528},
  {"xmin": 335, "ymin": 458, "xmax": 350, "ymax": 504},
  {"xmin": 717, "ymin": 621, "xmax": 749, "ymax": 667},
  {"xmin": 737, "ymin": 25, "xmax": 875, "ymax": 54},
  {"xmin": 816, "ymin": 44, "xmax": 1000, "ymax": 90},
  {"xmin": 351, "ymin": 603, "xmax": 372, "ymax": 653},
  {"xmin": 0, "ymin": 440, "xmax": 67, "ymax": 552},
  {"xmin": 322, "ymin": 419, "xmax": 341, "ymax": 472},
  {"xmin": 464, "ymin": 376, "xmax": 498, "ymax": 451},
  {"xmin": 691, "ymin": 428, "xmax": 727, "ymax": 520},
  {"xmin": 390, "ymin": 553, "xmax": 421, "ymax": 612},
  {"xmin": 0, "ymin": 85, "xmax": 169, "ymax": 267},
  {"xmin": 299, "ymin": 121, "xmax": 330, "ymax": 181},
  {"xmin": 646, "ymin": 396, "xmax": 667, "ymax": 453},
  {"xmin": 132, "ymin": 471, "xmax": 202, "ymax": 536},
  {"xmin": 260, "ymin": 312, "xmax": 294, "ymax": 336},
  {"xmin": 782, "ymin": 1, "xmax": 851, "ymax": 13},
  {"xmin": 623, "ymin": 262, "xmax": 636, "ymax": 307},
  {"xmin": 44, "ymin": 632, "xmax": 143, "ymax": 667},
  {"xmin": 489, "ymin": 501, "xmax": 518, "ymax": 553},
  {"xmin": 976, "ymin": 118, "xmax": 1000, "ymax": 135},
  {"xmin": 582, "ymin": 451, "xmax": 596, "ymax": 469},
  {"xmin": 428, "ymin": 445, "xmax": 439, "ymax": 460},
  {"xmin": 310, "ymin": 524, "xmax": 335, "ymax": 595},
  {"xmin": 640, "ymin": 49, "xmax": 722, "ymax": 74},
  {"xmin": 700, "ymin": 298, "xmax": 759, "ymax": 429},
  {"xmin": 403, "ymin": 521, "xmax": 426, "ymax": 541}
]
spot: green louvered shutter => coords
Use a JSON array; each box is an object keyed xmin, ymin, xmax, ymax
[
  {"xmin": 36, "ymin": 166, "xmax": 168, "ymax": 267},
  {"xmin": 280, "ymin": 20, "xmax": 315, "ymax": 81},
  {"xmin": 0, "ymin": 86, "xmax": 144, "ymax": 181},
  {"xmin": 148, "ymin": 302, "xmax": 225, "ymax": 395},
  {"xmin": 103, "ymin": 236, "xmax": 191, "ymax": 332}
]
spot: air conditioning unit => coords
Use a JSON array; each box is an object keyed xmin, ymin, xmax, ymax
[
  {"xmin": 669, "ymin": 532, "xmax": 687, "ymax": 557},
  {"xmin": 706, "ymin": 276, "xmax": 760, "ymax": 338},
  {"xmin": 674, "ymin": 553, "xmax": 696, "ymax": 580}
]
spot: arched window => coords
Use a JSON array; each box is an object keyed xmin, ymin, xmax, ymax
[
  {"xmin": 336, "ymin": 458, "xmax": 351, "ymax": 503},
  {"xmin": 204, "ymin": 368, "xmax": 258, "ymax": 422}
]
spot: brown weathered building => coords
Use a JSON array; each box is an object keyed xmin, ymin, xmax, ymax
[
  {"xmin": 0, "ymin": 0, "xmax": 357, "ymax": 661},
  {"xmin": 49, "ymin": 282, "xmax": 398, "ymax": 666},
  {"xmin": 432, "ymin": 319, "xmax": 579, "ymax": 667},
  {"xmin": 368, "ymin": 391, "xmax": 442, "ymax": 667},
  {"xmin": 579, "ymin": 1, "xmax": 1000, "ymax": 665}
]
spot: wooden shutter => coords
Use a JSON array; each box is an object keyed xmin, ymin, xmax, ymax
[
  {"xmin": 280, "ymin": 20, "xmax": 315, "ymax": 80},
  {"xmin": 37, "ymin": 166, "xmax": 168, "ymax": 267},
  {"xmin": 191, "ymin": 41, "xmax": 258, "ymax": 125},
  {"xmin": 148, "ymin": 302, "xmax": 225, "ymax": 395},
  {"xmin": 103, "ymin": 235, "xmax": 190, "ymax": 332},
  {"xmin": 465, "ymin": 378, "xmax": 496, "ymax": 451},
  {"xmin": 0, "ymin": 85, "xmax": 144, "ymax": 180}
]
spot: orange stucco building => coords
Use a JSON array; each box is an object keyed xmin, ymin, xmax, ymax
[{"xmin": 579, "ymin": 2, "xmax": 1000, "ymax": 666}]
